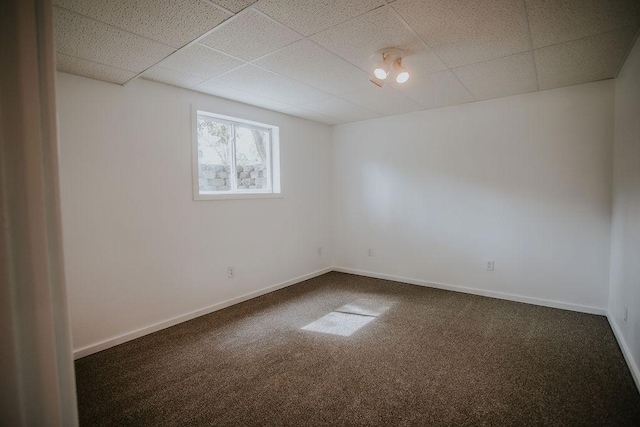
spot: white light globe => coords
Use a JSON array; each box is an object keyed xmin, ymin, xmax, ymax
[
  {"xmin": 396, "ymin": 71, "xmax": 410, "ymax": 84},
  {"xmin": 373, "ymin": 68, "xmax": 388, "ymax": 80}
]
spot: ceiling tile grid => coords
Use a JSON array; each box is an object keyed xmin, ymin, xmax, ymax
[
  {"xmin": 204, "ymin": 64, "xmax": 333, "ymax": 105},
  {"xmin": 196, "ymin": 80, "xmax": 295, "ymax": 112},
  {"xmin": 393, "ymin": 70, "xmax": 476, "ymax": 110},
  {"xmin": 254, "ymin": 0, "xmax": 387, "ymax": 36},
  {"xmin": 310, "ymin": 6, "xmax": 447, "ymax": 76},
  {"xmin": 391, "ymin": 0, "xmax": 531, "ymax": 68},
  {"xmin": 340, "ymin": 85, "xmax": 424, "ymax": 117},
  {"xmin": 54, "ymin": 0, "xmax": 231, "ymax": 49},
  {"xmin": 141, "ymin": 67, "xmax": 205, "ymax": 88},
  {"xmin": 54, "ymin": 7, "xmax": 175, "ymax": 73},
  {"xmin": 280, "ymin": 107, "xmax": 345, "ymax": 125},
  {"xmin": 299, "ymin": 97, "xmax": 381, "ymax": 123},
  {"xmin": 525, "ymin": 0, "xmax": 640, "ymax": 49},
  {"xmin": 454, "ymin": 51, "xmax": 538, "ymax": 100},
  {"xmin": 55, "ymin": 0, "xmax": 640, "ymax": 125},
  {"xmin": 199, "ymin": 9, "xmax": 302, "ymax": 61},
  {"xmin": 56, "ymin": 53, "xmax": 136, "ymax": 84},
  {"xmin": 255, "ymin": 39, "xmax": 374, "ymax": 95},
  {"xmin": 534, "ymin": 26, "xmax": 639, "ymax": 90},
  {"xmin": 159, "ymin": 44, "xmax": 244, "ymax": 80}
]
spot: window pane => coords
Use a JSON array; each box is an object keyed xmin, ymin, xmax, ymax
[
  {"xmin": 235, "ymin": 126, "xmax": 269, "ymax": 190},
  {"xmin": 197, "ymin": 116, "xmax": 232, "ymax": 193}
]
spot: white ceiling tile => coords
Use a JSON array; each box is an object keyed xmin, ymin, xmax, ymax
[
  {"xmin": 209, "ymin": 0, "xmax": 257, "ymax": 13},
  {"xmin": 392, "ymin": 0, "xmax": 530, "ymax": 68},
  {"xmin": 453, "ymin": 52, "xmax": 538, "ymax": 101},
  {"xmin": 311, "ymin": 6, "xmax": 446, "ymax": 76},
  {"xmin": 54, "ymin": 0, "xmax": 230, "ymax": 49},
  {"xmin": 299, "ymin": 97, "xmax": 380, "ymax": 123},
  {"xmin": 54, "ymin": 7, "xmax": 175, "ymax": 73},
  {"xmin": 159, "ymin": 44, "xmax": 244, "ymax": 80},
  {"xmin": 55, "ymin": 53, "xmax": 136, "ymax": 84},
  {"xmin": 280, "ymin": 107, "xmax": 344, "ymax": 125},
  {"xmin": 535, "ymin": 27, "xmax": 637, "ymax": 90},
  {"xmin": 196, "ymin": 80, "xmax": 294, "ymax": 111},
  {"xmin": 525, "ymin": 0, "xmax": 640, "ymax": 49},
  {"xmin": 142, "ymin": 66, "xmax": 204, "ymax": 88},
  {"xmin": 340, "ymin": 85, "xmax": 423, "ymax": 116},
  {"xmin": 209, "ymin": 65, "xmax": 332, "ymax": 105},
  {"xmin": 255, "ymin": 39, "xmax": 373, "ymax": 95},
  {"xmin": 200, "ymin": 10, "xmax": 301, "ymax": 61},
  {"xmin": 393, "ymin": 70, "xmax": 475, "ymax": 109},
  {"xmin": 255, "ymin": 0, "xmax": 386, "ymax": 36}
]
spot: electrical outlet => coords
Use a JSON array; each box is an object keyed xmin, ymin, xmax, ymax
[
  {"xmin": 624, "ymin": 307, "xmax": 628, "ymax": 322},
  {"xmin": 317, "ymin": 246, "xmax": 322, "ymax": 256},
  {"xmin": 368, "ymin": 248, "xmax": 373, "ymax": 257},
  {"xmin": 228, "ymin": 266, "xmax": 234, "ymax": 278},
  {"xmin": 486, "ymin": 261, "xmax": 494, "ymax": 271}
]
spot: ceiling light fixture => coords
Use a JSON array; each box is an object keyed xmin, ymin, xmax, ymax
[{"xmin": 370, "ymin": 48, "xmax": 410, "ymax": 86}]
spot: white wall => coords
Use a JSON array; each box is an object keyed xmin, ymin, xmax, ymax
[
  {"xmin": 610, "ymin": 35, "xmax": 640, "ymax": 386},
  {"xmin": 58, "ymin": 70, "xmax": 621, "ymax": 358},
  {"xmin": 332, "ymin": 80, "xmax": 615, "ymax": 311},
  {"xmin": 56, "ymin": 73, "xmax": 333, "ymax": 355}
]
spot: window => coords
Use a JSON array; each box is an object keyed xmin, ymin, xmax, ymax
[{"xmin": 192, "ymin": 109, "xmax": 280, "ymax": 200}]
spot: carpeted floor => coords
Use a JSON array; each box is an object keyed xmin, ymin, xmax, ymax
[{"xmin": 75, "ymin": 272, "xmax": 640, "ymax": 426}]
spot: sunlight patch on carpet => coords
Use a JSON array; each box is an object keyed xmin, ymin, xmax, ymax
[
  {"xmin": 335, "ymin": 297, "xmax": 394, "ymax": 317},
  {"xmin": 301, "ymin": 312, "xmax": 376, "ymax": 337}
]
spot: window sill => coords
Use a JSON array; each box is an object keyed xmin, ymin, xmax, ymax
[{"xmin": 194, "ymin": 192, "xmax": 283, "ymax": 201}]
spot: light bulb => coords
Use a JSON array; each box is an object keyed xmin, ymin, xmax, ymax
[
  {"xmin": 373, "ymin": 67, "xmax": 389, "ymax": 79},
  {"xmin": 396, "ymin": 70, "xmax": 410, "ymax": 84},
  {"xmin": 393, "ymin": 59, "xmax": 410, "ymax": 84},
  {"xmin": 373, "ymin": 58, "xmax": 390, "ymax": 80}
]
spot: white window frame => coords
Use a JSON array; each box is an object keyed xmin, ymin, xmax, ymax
[{"xmin": 192, "ymin": 107, "xmax": 281, "ymax": 201}]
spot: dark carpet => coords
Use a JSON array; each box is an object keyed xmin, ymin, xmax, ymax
[{"xmin": 75, "ymin": 272, "xmax": 640, "ymax": 426}]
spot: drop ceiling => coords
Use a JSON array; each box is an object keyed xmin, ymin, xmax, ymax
[{"xmin": 54, "ymin": 0, "xmax": 640, "ymax": 125}]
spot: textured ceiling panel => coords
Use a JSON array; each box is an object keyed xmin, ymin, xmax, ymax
[
  {"xmin": 56, "ymin": 53, "xmax": 136, "ymax": 84},
  {"xmin": 255, "ymin": 0, "xmax": 386, "ymax": 36},
  {"xmin": 526, "ymin": 0, "xmax": 640, "ymax": 49},
  {"xmin": 54, "ymin": 7, "xmax": 175, "ymax": 73},
  {"xmin": 280, "ymin": 107, "xmax": 344, "ymax": 125},
  {"xmin": 535, "ymin": 27, "xmax": 637, "ymax": 90},
  {"xmin": 200, "ymin": 10, "xmax": 301, "ymax": 61},
  {"xmin": 210, "ymin": 0, "xmax": 257, "ymax": 13},
  {"xmin": 299, "ymin": 97, "xmax": 380, "ymax": 122},
  {"xmin": 54, "ymin": 0, "xmax": 230, "ymax": 49},
  {"xmin": 453, "ymin": 52, "xmax": 538, "ymax": 100},
  {"xmin": 392, "ymin": 0, "xmax": 530, "ymax": 68},
  {"xmin": 53, "ymin": 0, "xmax": 640, "ymax": 125},
  {"xmin": 209, "ymin": 65, "xmax": 332, "ymax": 105},
  {"xmin": 142, "ymin": 66, "xmax": 204, "ymax": 88},
  {"xmin": 340, "ymin": 85, "xmax": 423, "ymax": 116},
  {"xmin": 159, "ymin": 44, "xmax": 244, "ymax": 80},
  {"xmin": 256, "ymin": 39, "xmax": 373, "ymax": 95},
  {"xmin": 311, "ymin": 6, "xmax": 446, "ymax": 76},
  {"xmin": 196, "ymin": 80, "xmax": 294, "ymax": 111},
  {"xmin": 393, "ymin": 70, "xmax": 475, "ymax": 109}
]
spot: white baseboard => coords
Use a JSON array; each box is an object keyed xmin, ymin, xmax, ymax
[
  {"xmin": 73, "ymin": 267, "xmax": 333, "ymax": 359},
  {"xmin": 75, "ymin": 265, "xmax": 638, "ymax": 394},
  {"xmin": 73, "ymin": 266, "xmax": 608, "ymax": 359},
  {"xmin": 336, "ymin": 267, "xmax": 638, "ymax": 392},
  {"xmin": 332, "ymin": 266, "xmax": 607, "ymax": 316},
  {"xmin": 607, "ymin": 312, "xmax": 640, "ymax": 392}
]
